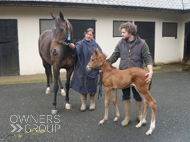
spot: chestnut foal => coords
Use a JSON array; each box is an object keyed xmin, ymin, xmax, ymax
[{"xmin": 86, "ymin": 48, "xmax": 156, "ymax": 135}]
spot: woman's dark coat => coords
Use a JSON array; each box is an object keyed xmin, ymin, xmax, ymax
[{"xmin": 71, "ymin": 37, "xmax": 102, "ymax": 95}]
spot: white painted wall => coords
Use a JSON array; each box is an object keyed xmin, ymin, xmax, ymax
[{"xmin": 0, "ymin": 6, "xmax": 186, "ymax": 75}]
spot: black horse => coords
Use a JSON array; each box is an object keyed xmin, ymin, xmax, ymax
[{"xmin": 39, "ymin": 12, "xmax": 76, "ymax": 114}]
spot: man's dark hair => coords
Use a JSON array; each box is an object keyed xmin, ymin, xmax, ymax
[{"xmin": 119, "ymin": 22, "xmax": 137, "ymax": 35}]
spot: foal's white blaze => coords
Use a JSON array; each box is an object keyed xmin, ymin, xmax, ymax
[
  {"xmin": 146, "ymin": 120, "xmax": 155, "ymax": 135},
  {"xmin": 46, "ymin": 87, "xmax": 50, "ymax": 94},
  {"xmin": 61, "ymin": 89, "xmax": 66, "ymax": 96},
  {"xmin": 86, "ymin": 65, "xmax": 91, "ymax": 71}
]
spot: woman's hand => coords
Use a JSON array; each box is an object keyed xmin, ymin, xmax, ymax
[{"xmin": 69, "ymin": 43, "xmax": 75, "ymax": 49}]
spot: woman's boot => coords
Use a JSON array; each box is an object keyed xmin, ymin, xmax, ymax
[
  {"xmin": 89, "ymin": 95, "xmax": 95, "ymax": 111},
  {"xmin": 80, "ymin": 93, "xmax": 87, "ymax": 111}
]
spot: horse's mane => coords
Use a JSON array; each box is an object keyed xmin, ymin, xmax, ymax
[{"xmin": 100, "ymin": 51, "xmax": 116, "ymax": 69}]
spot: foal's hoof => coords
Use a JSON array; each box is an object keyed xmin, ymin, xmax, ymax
[
  {"xmin": 136, "ymin": 124, "xmax": 141, "ymax": 128},
  {"xmin": 114, "ymin": 117, "xmax": 118, "ymax": 122},
  {"xmin": 98, "ymin": 120, "xmax": 104, "ymax": 125},
  {"xmin": 51, "ymin": 109, "xmax": 58, "ymax": 114},
  {"xmin": 146, "ymin": 131, "xmax": 151, "ymax": 135},
  {"xmin": 61, "ymin": 89, "xmax": 66, "ymax": 96},
  {"xmin": 65, "ymin": 103, "xmax": 71, "ymax": 109}
]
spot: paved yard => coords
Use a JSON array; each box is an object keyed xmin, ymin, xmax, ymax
[{"xmin": 0, "ymin": 71, "xmax": 190, "ymax": 142}]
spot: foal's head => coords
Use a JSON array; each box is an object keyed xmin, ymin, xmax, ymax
[{"xmin": 86, "ymin": 48, "xmax": 106, "ymax": 71}]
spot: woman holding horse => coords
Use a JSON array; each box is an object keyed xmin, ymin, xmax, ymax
[{"xmin": 69, "ymin": 28, "xmax": 102, "ymax": 111}]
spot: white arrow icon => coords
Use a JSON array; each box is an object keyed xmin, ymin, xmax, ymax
[
  {"xmin": 16, "ymin": 124, "xmax": 23, "ymax": 132},
  {"xmin": 10, "ymin": 124, "xmax": 23, "ymax": 132},
  {"xmin": 10, "ymin": 124, "xmax": 17, "ymax": 132}
]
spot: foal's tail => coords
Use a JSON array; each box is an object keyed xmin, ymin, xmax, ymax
[{"xmin": 148, "ymin": 80, "xmax": 152, "ymax": 90}]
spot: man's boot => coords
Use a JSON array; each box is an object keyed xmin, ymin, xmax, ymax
[
  {"xmin": 80, "ymin": 93, "xmax": 87, "ymax": 112},
  {"xmin": 121, "ymin": 99, "xmax": 131, "ymax": 126},
  {"xmin": 135, "ymin": 100, "xmax": 143, "ymax": 121},
  {"xmin": 89, "ymin": 95, "xmax": 95, "ymax": 111}
]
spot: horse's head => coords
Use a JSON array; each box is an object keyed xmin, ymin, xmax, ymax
[
  {"xmin": 50, "ymin": 12, "xmax": 72, "ymax": 56},
  {"xmin": 86, "ymin": 48, "xmax": 106, "ymax": 71}
]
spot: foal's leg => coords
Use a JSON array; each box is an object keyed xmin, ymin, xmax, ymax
[
  {"xmin": 146, "ymin": 96, "xmax": 156, "ymax": 135},
  {"xmin": 64, "ymin": 67, "xmax": 73, "ymax": 109},
  {"xmin": 136, "ymin": 92, "xmax": 156, "ymax": 135},
  {"xmin": 112, "ymin": 89, "xmax": 120, "ymax": 122},
  {"xmin": 58, "ymin": 75, "xmax": 66, "ymax": 96},
  {"xmin": 99, "ymin": 87, "xmax": 112, "ymax": 125},
  {"xmin": 136, "ymin": 101, "xmax": 148, "ymax": 127},
  {"xmin": 52, "ymin": 66, "xmax": 59, "ymax": 114}
]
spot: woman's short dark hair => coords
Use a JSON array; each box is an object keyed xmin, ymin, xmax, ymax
[
  {"xmin": 119, "ymin": 22, "xmax": 137, "ymax": 35},
  {"xmin": 84, "ymin": 28, "xmax": 94, "ymax": 35}
]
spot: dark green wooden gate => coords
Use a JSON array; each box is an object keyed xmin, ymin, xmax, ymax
[{"xmin": 0, "ymin": 19, "xmax": 19, "ymax": 76}]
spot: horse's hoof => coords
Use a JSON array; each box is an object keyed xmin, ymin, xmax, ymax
[
  {"xmin": 65, "ymin": 103, "xmax": 71, "ymax": 109},
  {"xmin": 61, "ymin": 89, "xmax": 66, "ymax": 96},
  {"xmin": 46, "ymin": 90, "xmax": 50, "ymax": 94},
  {"xmin": 114, "ymin": 117, "xmax": 118, "ymax": 122},
  {"xmin": 51, "ymin": 110, "xmax": 58, "ymax": 114},
  {"xmin": 61, "ymin": 92, "xmax": 66, "ymax": 96},
  {"xmin": 46, "ymin": 87, "xmax": 50, "ymax": 94}
]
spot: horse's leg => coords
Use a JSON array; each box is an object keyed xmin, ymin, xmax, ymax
[
  {"xmin": 51, "ymin": 66, "xmax": 59, "ymax": 114},
  {"xmin": 43, "ymin": 60, "xmax": 51, "ymax": 94},
  {"xmin": 58, "ymin": 75, "xmax": 66, "ymax": 96},
  {"xmin": 99, "ymin": 87, "xmax": 112, "ymax": 125},
  {"xmin": 112, "ymin": 89, "xmax": 120, "ymax": 122},
  {"xmin": 64, "ymin": 67, "xmax": 73, "ymax": 110},
  {"xmin": 136, "ymin": 91, "xmax": 156, "ymax": 135}
]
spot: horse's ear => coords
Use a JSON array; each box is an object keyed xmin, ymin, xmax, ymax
[
  {"xmin": 51, "ymin": 13, "xmax": 56, "ymax": 20},
  {"xmin": 59, "ymin": 12, "xmax": 65, "ymax": 21}
]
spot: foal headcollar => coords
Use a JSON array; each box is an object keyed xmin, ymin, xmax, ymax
[{"xmin": 89, "ymin": 58, "xmax": 107, "ymax": 70}]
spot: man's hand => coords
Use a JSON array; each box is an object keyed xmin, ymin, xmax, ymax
[
  {"xmin": 145, "ymin": 65, "xmax": 153, "ymax": 83},
  {"xmin": 145, "ymin": 71, "xmax": 153, "ymax": 83}
]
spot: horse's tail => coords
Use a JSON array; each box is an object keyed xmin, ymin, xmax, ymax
[
  {"xmin": 47, "ymin": 64, "xmax": 53, "ymax": 83},
  {"xmin": 148, "ymin": 79, "xmax": 152, "ymax": 91}
]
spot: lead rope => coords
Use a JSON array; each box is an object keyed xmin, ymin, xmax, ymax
[{"xmin": 97, "ymin": 71, "xmax": 103, "ymax": 100}]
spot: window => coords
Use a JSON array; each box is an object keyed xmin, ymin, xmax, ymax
[
  {"xmin": 162, "ymin": 22, "xmax": 177, "ymax": 38},
  {"xmin": 113, "ymin": 21, "xmax": 131, "ymax": 37},
  {"xmin": 39, "ymin": 19, "xmax": 54, "ymax": 34}
]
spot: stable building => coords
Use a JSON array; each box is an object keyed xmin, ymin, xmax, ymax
[{"xmin": 0, "ymin": 0, "xmax": 190, "ymax": 76}]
